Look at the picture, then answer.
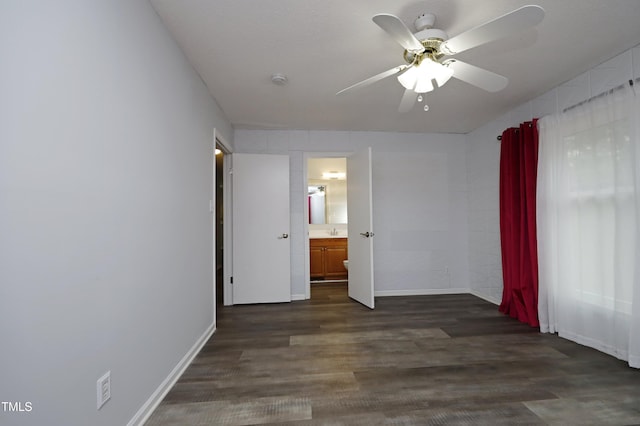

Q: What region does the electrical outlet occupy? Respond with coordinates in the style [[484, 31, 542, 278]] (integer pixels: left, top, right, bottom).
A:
[[96, 371, 111, 410]]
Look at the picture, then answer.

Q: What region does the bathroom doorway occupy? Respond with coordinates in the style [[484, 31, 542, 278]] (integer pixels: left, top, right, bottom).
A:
[[306, 156, 349, 299]]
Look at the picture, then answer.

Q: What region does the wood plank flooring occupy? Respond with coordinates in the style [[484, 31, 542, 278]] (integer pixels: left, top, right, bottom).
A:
[[146, 283, 640, 425]]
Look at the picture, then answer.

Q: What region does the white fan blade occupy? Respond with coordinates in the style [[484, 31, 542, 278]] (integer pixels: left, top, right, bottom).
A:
[[373, 14, 424, 53], [441, 5, 544, 55], [398, 88, 417, 113], [447, 60, 508, 92], [336, 65, 408, 95]]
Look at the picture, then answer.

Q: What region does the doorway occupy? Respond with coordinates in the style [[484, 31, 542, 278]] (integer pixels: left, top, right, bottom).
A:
[[306, 156, 348, 299], [213, 129, 233, 308], [215, 143, 224, 305]]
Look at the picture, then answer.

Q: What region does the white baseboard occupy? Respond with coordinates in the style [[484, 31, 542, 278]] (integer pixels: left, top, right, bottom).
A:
[[375, 288, 470, 297], [470, 290, 501, 305], [291, 293, 307, 301], [127, 322, 216, 426]]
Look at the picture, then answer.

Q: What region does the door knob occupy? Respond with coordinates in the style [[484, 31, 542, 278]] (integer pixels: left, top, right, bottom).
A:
[[359, 231, 374, 238], [279, 233, 289, 239]]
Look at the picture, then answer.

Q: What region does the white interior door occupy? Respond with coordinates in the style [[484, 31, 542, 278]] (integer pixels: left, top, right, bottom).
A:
[[232, 153, 290, 304], [347, 147, 375, 309]]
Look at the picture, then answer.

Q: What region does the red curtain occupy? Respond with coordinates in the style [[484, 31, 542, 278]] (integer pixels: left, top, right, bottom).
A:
[[498, 120, 539, 327]]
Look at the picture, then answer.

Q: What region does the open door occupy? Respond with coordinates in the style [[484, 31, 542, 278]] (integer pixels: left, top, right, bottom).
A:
[[232, 153, 291, 304], [347, 147, 375, 309]]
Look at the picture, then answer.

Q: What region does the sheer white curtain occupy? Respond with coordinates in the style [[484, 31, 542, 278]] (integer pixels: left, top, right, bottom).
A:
[[537, 84, 640, 368]]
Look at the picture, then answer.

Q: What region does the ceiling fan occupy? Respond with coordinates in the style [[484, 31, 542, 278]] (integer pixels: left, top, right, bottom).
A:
[[337, 5, 545, 112]]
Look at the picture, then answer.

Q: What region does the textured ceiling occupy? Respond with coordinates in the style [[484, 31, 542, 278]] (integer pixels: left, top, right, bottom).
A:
[[150, 0, 640, 134]]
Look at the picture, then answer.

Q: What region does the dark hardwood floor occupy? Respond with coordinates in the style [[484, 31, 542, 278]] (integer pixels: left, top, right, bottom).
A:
[[146, 283, 640, 425]]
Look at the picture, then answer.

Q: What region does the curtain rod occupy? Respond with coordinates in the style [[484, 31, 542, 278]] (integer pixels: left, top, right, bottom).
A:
[[497, 77, 640, 141], [562, 77, 639, 113]]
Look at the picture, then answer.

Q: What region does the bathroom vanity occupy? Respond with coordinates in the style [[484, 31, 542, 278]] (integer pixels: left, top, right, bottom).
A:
[[310, 237, 348, 280]]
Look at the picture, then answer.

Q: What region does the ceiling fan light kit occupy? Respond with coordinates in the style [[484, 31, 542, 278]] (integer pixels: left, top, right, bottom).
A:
[[397, 56, 454, 93], [337, 5, 545, 112]]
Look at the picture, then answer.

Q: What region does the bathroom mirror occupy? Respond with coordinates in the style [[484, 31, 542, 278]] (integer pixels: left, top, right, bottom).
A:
[[307, 157, 348, 225], [308, 185, 326, 224], [308, 180, 347, 224]]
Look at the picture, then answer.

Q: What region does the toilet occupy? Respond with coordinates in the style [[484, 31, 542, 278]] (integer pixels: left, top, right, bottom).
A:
[[343, 260, 348, 270]]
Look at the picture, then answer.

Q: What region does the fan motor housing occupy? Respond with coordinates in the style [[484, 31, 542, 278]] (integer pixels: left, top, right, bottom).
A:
[[403, 29, 448, 65], [414, 13, 436, 31], [414, 28, 448, 43]]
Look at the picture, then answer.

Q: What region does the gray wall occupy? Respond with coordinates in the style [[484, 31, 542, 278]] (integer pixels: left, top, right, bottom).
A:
[[234, 130, 470, 299], [466, 45, 640, 304], [0, 1, 232, 425]]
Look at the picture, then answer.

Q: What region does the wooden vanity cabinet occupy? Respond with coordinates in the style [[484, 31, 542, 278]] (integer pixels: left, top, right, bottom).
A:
[[310, 238, 348, 280], [310, 245, 325, 278]]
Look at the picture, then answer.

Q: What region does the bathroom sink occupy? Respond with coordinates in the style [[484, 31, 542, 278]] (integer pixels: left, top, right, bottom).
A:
[[309, 230, 348, 239]]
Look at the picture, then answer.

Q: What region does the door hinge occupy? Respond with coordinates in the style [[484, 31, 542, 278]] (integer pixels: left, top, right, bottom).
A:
[[230, 276, 233, 284]]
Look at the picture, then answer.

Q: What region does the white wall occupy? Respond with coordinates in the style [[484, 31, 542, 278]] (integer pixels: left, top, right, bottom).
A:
[[0, 1, 232, 425], [466, 44, 640, 304], [234, 130, 469, 299]]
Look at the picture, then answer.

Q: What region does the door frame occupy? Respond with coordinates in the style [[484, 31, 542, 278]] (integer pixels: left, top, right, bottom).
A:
[[303, 151, 352, 300], [213, 128, 234, 306]]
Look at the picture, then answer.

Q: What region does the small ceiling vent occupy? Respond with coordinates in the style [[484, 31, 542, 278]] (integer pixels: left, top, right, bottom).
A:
[[271, 73, 288, 85]]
